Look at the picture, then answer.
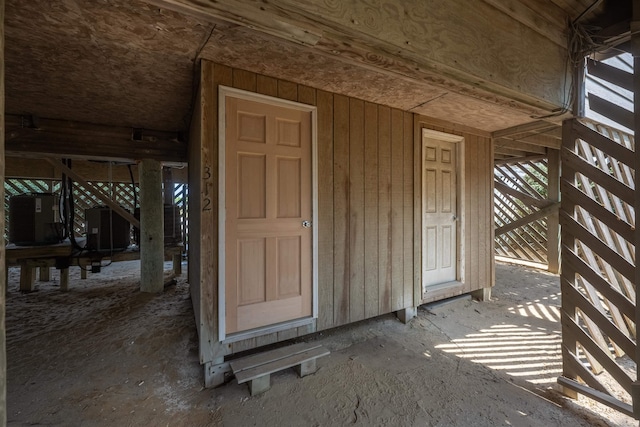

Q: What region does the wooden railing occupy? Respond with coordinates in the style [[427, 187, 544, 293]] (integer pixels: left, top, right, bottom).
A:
[[558, 118, 637, 417], [494, 154, 560, 270]]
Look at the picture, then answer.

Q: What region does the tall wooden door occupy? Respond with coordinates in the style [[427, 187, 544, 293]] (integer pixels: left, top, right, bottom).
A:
[[224, 95, 313, 335], [422, 137, 457, 289]]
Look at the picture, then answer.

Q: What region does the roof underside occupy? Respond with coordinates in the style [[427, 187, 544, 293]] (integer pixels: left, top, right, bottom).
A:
[[5, 0, 627, 151]]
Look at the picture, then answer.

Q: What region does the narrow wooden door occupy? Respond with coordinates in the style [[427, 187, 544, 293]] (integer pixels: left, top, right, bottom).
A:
[[422, 138, 457, 289], [225, 96, 313, 335]]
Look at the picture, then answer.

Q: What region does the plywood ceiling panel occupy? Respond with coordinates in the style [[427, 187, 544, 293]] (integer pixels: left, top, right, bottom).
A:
[[6, 0, 212, 131], [6, 0, 611, 135]]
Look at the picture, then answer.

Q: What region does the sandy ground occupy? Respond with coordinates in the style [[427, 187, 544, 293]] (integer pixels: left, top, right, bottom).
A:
[[5, 261, 637, 426]]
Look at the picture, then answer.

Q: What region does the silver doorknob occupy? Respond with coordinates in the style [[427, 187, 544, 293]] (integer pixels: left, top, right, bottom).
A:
[[452, 215, 457, 221], [302, 220, 312, 228]]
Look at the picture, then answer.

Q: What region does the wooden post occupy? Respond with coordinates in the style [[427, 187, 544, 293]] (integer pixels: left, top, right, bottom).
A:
[[38, 267, 50, 282], [632, 4, 640, 418], [559, 120, 578, 400], [139, 159, 164, 293], [19, 264, 34, 292], [59, 268, 69, 292], [163, 166, 174, 205], [0, 1, 7, 423], [547, 148, 561, 274]]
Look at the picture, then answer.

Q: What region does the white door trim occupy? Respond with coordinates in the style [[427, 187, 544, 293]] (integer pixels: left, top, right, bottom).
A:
[[421, 129, 465, 292], [218, 86, 318, 341]]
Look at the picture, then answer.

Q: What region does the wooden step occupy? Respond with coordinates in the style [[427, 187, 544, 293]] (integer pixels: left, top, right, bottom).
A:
[[230, 342, 329, 396]]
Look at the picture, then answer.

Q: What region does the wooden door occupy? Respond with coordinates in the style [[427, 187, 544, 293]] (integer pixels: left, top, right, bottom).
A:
[[422, 138, 457, 289], [225, 96, 313, 335]]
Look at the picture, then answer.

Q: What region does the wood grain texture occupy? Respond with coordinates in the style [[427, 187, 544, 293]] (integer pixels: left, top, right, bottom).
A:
[[402, 112, 414, 308], [378, 106, 392, 314], [415, 116, 493, 301], [0, 1, 6, 418], [467, 136, 480, 293], [316, 90, 334, 330], [278, 80, 298, 102], [257, 74, 279, 97], [478, 135, 488, 289], [199, 65, 494, 360], [7, 0, 213, 131], [349, 98, 365, 322], [233, 68, 257, 92], [390, 109, 404, 311], [363, 102, 379, 319], [333, 94, 350, 326]]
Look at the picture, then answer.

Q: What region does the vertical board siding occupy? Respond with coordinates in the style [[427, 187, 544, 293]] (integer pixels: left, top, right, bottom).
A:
[[333, 94, 350, 326], [317, 90, 334, 330], [390, 109, 405, 311], [364, 102, 379, 319], [378, 106, 392, 315], [349, 98, 366, 322], [403, 112, 414, 307], [198, 63, 494, 361]]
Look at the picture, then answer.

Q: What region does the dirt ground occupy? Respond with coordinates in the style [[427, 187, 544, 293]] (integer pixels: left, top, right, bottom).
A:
[[5, 260, 637, 426]]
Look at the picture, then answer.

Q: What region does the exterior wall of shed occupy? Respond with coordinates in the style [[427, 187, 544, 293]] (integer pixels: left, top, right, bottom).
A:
[[188, 60, 494, 366]]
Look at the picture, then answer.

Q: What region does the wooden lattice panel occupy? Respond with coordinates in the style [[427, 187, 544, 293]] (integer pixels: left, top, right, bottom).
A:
[[494, 158, 551, 264], [559, 118, 637, 417]]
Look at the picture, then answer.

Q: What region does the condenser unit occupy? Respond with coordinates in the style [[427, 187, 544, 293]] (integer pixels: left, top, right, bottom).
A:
[[133, 204, 182, 246], [9, 193, 62, 246], [85, 207, 131, 251]]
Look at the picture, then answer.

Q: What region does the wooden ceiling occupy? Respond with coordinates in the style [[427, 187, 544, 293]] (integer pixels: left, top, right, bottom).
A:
[[4, 0, 629, 161]]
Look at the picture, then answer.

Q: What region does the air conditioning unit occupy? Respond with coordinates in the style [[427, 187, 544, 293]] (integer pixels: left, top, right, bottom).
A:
[[133, 204, 182, 246], [9, 194, 62, 246], [85, 207, 131, 251]]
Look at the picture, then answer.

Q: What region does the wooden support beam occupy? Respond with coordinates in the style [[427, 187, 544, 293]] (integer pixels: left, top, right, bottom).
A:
[[632, 8, 640, 419], [147, 0, 566, 114], [547, 149, 560, 273], [480, 0, 567, 47], [44, 157, 140, 229], [494, 180, 547, 208], [494, 139, 547, 154], [494, 154, 546, 165], [588, 94, 634, 131], [495, 202, 560, 236], [492, 120, 559, 139], [0, 1, 7, 422], [139, 159, 164, 293], [163, 167, 174, 205], [587, 58, 633, 92], [494, 146, 529, 157], [5, 115, 186, 162]]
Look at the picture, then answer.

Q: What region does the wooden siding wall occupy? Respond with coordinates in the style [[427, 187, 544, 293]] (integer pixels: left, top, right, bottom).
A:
[[415, 116, 495, 302], [192, 60, 494, 363]]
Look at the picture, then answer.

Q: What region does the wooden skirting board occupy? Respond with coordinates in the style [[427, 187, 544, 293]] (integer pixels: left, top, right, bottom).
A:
[[230, 342, 329, 396]]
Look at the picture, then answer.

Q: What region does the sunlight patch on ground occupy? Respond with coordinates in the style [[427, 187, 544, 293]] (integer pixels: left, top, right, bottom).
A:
[[435, 295, 564, 387]]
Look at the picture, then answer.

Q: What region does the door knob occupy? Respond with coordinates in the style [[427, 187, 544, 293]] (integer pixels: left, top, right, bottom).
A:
[[452, 215, 457, 221], [302, 220, 312, 228]]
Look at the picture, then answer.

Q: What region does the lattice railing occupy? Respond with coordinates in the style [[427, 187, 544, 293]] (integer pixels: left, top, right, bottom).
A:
[[494, 158, 556, 265], [558, 118, 637, 417], [5, 179, 188, 247]]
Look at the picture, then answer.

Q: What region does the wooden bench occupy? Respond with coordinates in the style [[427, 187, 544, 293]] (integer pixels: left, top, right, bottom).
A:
[[230, 342, 330, 396]]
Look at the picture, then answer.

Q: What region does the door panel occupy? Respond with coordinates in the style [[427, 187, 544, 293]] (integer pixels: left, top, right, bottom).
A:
[[423, 138, 457, 289], [225, 96, 312, 335]]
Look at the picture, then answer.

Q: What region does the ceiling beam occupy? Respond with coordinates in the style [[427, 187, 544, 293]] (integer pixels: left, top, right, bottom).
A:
[[492, 120, 559, 139], [481, 0, 567, 47], [494, 139, 547, 154], [5, 115, 186, 162], [149, 0, 567, 115]]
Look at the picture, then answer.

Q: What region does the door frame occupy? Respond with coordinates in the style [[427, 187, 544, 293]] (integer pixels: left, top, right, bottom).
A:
[[218, 86, 319, 341], [421, 128, 465, 296]]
